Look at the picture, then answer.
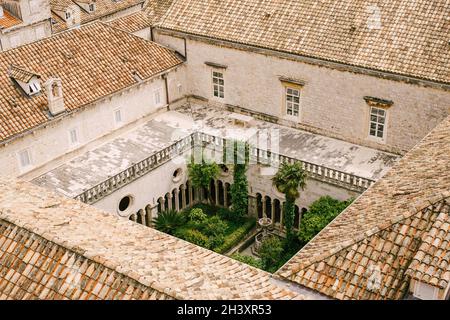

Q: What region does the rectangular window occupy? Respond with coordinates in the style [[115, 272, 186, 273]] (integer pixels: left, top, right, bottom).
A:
[[154, 88, 162, 106], [369, 107, 386, 139], [18, 149, 31, 168], [69, 128, 79, 146], [114, 109, 122, 124], [414, 282, 437, 300], [212, 71, 224, 98], [285, 86, 301, 117], [29, 82, 41, 95]]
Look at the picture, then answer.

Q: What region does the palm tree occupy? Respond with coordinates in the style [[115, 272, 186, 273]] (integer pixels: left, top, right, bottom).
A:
[[272, 161, 307, 241], [152, 210, 187, 235]]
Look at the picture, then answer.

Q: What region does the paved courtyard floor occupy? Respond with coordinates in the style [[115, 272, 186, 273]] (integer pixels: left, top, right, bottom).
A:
[[32, 104, 399, 198]]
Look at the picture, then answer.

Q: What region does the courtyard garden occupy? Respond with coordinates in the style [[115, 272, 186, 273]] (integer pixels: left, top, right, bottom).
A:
[[152, 141, 354, 273]]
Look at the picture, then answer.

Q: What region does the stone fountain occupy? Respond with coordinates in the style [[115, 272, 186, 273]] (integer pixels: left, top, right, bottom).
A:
[[252, 215, 273, 255]]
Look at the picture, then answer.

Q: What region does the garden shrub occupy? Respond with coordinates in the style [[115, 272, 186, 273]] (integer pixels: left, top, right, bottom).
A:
[[152, 210, 187, 235], [213, 219, 256, 254], [259, 236, 284, 272], [175, 228, 211, 249], [231, 253, 263, 269], [200, 216, 228, 237], [298, 196, 354, 244], [188, 208, 207, 222]]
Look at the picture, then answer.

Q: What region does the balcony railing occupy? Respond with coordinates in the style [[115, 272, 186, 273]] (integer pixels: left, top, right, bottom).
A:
[[75, 131, 375, 204]]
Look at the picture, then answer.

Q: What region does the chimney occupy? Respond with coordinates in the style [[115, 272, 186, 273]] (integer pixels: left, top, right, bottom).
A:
[[45, 78, 65, 116]]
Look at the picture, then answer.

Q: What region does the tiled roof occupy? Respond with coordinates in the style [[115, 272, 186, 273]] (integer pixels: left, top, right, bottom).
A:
[[0, 7, 22, 30], [50, 0, 144, 33], [0, 177, 303, 300], [0, 22, 183, 143], [276, 115, 450, 299], [8, 65, 40, 83], [143, 0, 173, 25], [407, 212, 450, 289], [107, 11, 151, 33], [158, 0, 450, 85], [0, 219, 172, 300]]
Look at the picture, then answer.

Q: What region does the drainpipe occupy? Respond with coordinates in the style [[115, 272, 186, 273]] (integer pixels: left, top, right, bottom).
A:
[[163, 73, 170, 110]]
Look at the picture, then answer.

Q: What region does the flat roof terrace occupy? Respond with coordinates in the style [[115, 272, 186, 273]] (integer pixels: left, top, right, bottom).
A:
[[32, 104, 399, 200]]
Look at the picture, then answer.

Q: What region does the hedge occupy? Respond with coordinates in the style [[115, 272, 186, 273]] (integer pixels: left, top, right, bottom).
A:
[[213, 219, 256, 254]]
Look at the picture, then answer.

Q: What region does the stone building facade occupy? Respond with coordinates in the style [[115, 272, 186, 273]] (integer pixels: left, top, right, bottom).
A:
[[0, 0, 52, 51]]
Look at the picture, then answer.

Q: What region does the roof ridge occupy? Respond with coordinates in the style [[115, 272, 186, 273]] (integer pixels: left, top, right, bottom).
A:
[[284, 196, 450, 278], [0, 214, 181, 299]]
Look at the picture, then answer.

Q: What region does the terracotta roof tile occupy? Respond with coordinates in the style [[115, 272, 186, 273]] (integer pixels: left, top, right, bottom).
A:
[[276, 115, 450, 299], [0, 22, 183, 143], [159, 0, 450, 85], [108, 11, 151, 33], [0, 8, 21, 30], [0, 177, 302, 300], [50, 0, 144, 33]]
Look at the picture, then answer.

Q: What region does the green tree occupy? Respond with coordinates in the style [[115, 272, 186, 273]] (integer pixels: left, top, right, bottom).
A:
[[188, 160, 220, 204], [225, 140, 249, 219], [272, 162, 307, 241], [259, 236, 284, 272], [152, 210, 187, 235], [298, 196, 354, 244]]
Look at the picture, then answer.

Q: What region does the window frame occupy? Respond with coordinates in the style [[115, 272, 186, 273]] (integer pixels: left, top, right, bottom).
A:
[[281, 82, 303, 121], [68, 127, 80, 147], [154, 87, 163, 107], [212, 70, 225, 99], [368, 105, 388, 142], [17, 148, 32, 170], [114, 108, 123, 126]]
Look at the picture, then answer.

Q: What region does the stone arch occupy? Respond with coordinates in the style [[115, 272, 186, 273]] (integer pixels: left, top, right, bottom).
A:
[[157, 197, 165, 213], [210, 179, 217, 205], [128, 213, 137, 222], [164, 193, 170, 211], [185, 181, 191, 207], [264, 196, 272, 219], [217, 180, 225, 206], [171, 188, 178, 211], [256, 193, 263, 219], [273, 199, 281, 223]]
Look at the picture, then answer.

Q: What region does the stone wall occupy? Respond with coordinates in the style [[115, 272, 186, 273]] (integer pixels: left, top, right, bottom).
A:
[[1, 66, 187, 178], [154, 30, 450, 154]]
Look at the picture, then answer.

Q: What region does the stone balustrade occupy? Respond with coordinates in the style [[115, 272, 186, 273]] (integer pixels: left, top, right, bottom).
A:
[[75, 131, 374, 204]]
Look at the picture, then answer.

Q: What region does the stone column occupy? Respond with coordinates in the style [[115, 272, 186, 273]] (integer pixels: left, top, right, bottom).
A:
[[262, 196, 267, 218], [138, 209, 146, 226], [174, 189, 180, 212], [158, 198, 165, 212], [188, 185, 194, 206], [271, 200, 275, 221], [167, 194, 173, 210], [181, 185, 187, 209], [145, 206, 153, 226], [280, 202, 284, 230], [247, 195, 257, 217]]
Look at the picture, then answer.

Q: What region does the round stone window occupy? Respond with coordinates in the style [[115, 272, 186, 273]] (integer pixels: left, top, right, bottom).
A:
[[172, 168, 183, 182], [219, 164, 230, 177], [118, 195, 133, 214]]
